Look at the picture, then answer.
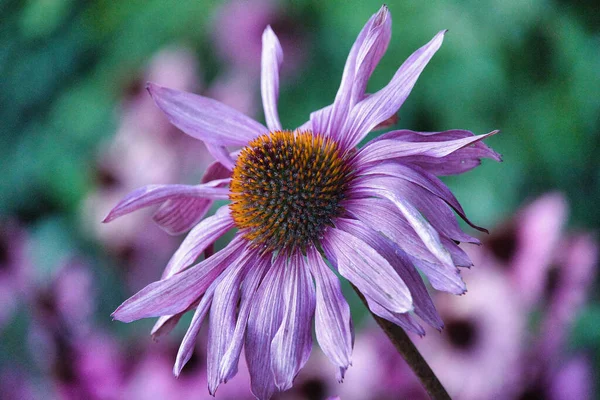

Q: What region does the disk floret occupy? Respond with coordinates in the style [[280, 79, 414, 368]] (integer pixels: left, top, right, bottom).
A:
[[230, 130, 353, 252]]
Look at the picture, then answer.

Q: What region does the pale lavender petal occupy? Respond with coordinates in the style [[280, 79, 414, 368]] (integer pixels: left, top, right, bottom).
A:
[[111, 238, 246, 322], [389, 129, 502, 175], [341, 30, 446, 148], [271, 252, 316, 391], [410, 256, 466, 294], [344, 197, 441, 264], [219, 254, 270, 384], [207, 250, 254, 394], [245, 256, 286, 400], [362, 162, 486, 233], [352, 177, 455, 269], [322, 228, 413, 313], [151, 315, 180, 338], [356, 129, 499, 165], [103, 181, 230, 223], [205, 143, 236, 171], [152, 197, 213, 236], [335, 217, 442, 330], [307, 246, 353, 377], [364, 295, 425, 336], [443, 238, 474, 268], [147, 82, 266, 146], [162, 206, 234, 279], [314, 6, 391, 141], [261, 26, 283, 131], [174, 287, 215, 376], [152, 163, 233, 235]]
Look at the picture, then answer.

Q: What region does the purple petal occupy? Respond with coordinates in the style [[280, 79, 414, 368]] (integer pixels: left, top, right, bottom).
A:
[[111, 238, 246, 323], [362, 162, 486, 234], [364, 296, 425, 335], [161, 206, 234, 279], [261, 26, 283, 131], [353, 177, 454, 269], [383, 129, 501, 175], [335, 218, 442, 330], [271, 252, 316, 391], [340, 30, 446, 149], [174, 288, 215, 376], [322, 228, 413, 313], [312, 6, 391, 141], [357, 129, 499, 165], [147, 82, 266, 146], [307, 246, 353, 375], [245, 256, 286, 400], [218, 254, 270, 384], [103, 181, 230, 223], [152, 197, 213, 236], [151, 312, 185, 340], [205, 143, 236, 171], [411, 256, 466, 294], [207, 251, 255, 394]]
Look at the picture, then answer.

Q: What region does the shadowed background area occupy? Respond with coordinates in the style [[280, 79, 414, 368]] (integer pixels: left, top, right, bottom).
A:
[[0, 0, 598, 399]]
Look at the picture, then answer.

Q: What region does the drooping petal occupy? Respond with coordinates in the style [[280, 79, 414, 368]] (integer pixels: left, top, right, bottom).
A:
[[207, 250, 255, 394], [322, 228, 412, 313], [173, 290, 214, 376], [111, 238, 246, 323], [147, 82, 266, 146], [410, 256, 466, 294], [152, 162, 233, 235], [271, 252, 316, 391], [103, 181, 230, 223], [307, 246, 353, 376], [219, 254, 270, 384], [245, 256, 286, 400], [362, 162, 486, 233], [335, 218, 443, 330], [261, 26, 284, 131], [363, 296, 425, 336], [356, 129, 499, 165], [354, 176, 454, 266], [340, 30, 446, 149], [151, 313, 184, 340], [162, 206, 234, 279]]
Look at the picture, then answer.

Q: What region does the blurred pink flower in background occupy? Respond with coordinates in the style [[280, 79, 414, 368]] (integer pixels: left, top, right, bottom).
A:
[[212, 0, 307, 77], [0, 219, 30, 329]]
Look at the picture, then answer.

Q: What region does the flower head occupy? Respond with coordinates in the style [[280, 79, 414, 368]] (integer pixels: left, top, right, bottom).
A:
[[105, 5, 499, 399]]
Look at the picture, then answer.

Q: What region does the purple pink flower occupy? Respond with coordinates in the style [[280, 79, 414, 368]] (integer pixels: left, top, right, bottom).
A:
[[105, 6, 499, 399]]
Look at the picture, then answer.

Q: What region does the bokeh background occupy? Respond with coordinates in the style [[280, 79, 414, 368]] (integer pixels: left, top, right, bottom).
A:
[[1, 0, 599, 399]]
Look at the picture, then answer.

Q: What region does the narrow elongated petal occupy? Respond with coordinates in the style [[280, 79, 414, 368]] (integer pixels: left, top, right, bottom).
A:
[[103, 181, 230, 223], [207, 251, 254, 394], [151, 313, 184, 339], [377, 129, 501, 175], [307, 246, 353, 375], [336, 218, 443, 330], [174, 290, 214, 376], [322, 228, 412, 313], [271, 252, 316, 390], [261, 26, 283, 131], [162, 206, 234, 279], [353, 176, 454, 269], [205, 143, 236, 171], [147, 82, 266, 146], [363, 162, 486, 233], [363, 295, 425, 335], [112, 238, 245, 322], [410, 256, 466, 294], [341, 30, 446, 148], [219, 255, 270, 383], [312, 6, 391, 141], [357, 129, 499, 165], [245, 257, 286, 400]]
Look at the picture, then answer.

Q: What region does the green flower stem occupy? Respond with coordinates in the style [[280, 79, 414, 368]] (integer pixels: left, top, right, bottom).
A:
[[353, 286, 451, 400]]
